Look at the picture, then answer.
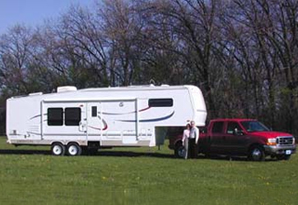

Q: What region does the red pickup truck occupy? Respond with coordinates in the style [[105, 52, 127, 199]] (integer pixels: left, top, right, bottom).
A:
[[169, 119, 296, 161]]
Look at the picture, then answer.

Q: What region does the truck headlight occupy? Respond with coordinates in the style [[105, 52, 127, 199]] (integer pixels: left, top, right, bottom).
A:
[[267, 138, 277, 146]]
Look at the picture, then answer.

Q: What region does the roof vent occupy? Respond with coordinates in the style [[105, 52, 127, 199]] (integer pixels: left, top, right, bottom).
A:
[[29, 92, 43, 96], [57, 86, 77, 93]]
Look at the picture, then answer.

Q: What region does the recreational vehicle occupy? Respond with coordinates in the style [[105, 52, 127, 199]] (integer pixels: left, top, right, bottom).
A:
[[6, 85, 207, 156]]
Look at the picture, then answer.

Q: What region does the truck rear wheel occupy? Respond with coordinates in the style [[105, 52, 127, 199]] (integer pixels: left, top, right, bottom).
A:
[[67, 143, 82, 156], [174, 143, 185, 158], [248, 145, 265, 161], [51, 143, 66, 156]]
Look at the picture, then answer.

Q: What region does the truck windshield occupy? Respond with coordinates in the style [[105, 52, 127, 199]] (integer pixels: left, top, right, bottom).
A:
[[241, 121, 270, 132]]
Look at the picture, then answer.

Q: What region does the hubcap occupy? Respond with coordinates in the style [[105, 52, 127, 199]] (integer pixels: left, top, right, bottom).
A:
[[53, 145, 62, 155], [252, 148, 261, 160], [178, 147, 185, 158], [68, 145, 78, 156]]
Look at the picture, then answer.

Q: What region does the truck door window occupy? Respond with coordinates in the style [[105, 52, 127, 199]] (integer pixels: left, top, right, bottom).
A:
[[241, 121, 269, 132], [212, 122, 224, 133], [227, 122, 242, 134], [65, 108, 81, 126], [48, 108, 63, 126]]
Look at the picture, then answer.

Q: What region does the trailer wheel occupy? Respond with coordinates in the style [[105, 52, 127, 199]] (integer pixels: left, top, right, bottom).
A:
[[67, 143, 82, 156], [51, 143, 66, 156]]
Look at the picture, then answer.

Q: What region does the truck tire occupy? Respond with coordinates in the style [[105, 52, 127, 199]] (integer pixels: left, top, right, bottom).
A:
[[51, 143, 66, 156], [174, 143, 185, 158], [248, 145, 265, 161], [67, 143, 82, 156]]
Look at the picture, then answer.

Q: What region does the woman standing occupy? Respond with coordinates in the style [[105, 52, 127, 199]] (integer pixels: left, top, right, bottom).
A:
[[182, 124, 191, 159]]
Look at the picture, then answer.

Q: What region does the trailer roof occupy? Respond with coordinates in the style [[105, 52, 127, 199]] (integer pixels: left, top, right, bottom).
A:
[[8, 85, 200, 100], [79, 84, 195, 92]]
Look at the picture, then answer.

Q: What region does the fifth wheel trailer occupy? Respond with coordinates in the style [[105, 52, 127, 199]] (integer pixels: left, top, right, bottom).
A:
[[6, 85, 207, 156]]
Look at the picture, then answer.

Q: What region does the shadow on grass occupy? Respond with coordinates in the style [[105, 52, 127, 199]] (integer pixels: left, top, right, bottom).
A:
[[89, 150, 176, 159], [0, 149, 51, 155], [0, 149, 283, 161], [201, 154, 281, 162], [0, 148, 175, 158]]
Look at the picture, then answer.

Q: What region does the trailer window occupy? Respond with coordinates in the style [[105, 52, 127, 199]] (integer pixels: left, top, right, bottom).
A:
[[48, 108, 63, 126], [148, 98, 173, 107], [92, 106, 97, 117], [65, 108, 81, 126]]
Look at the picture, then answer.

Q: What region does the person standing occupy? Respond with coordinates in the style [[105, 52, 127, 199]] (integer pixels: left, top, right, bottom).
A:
[[182, 124, 191, 159], [189, 120, 199, 158]]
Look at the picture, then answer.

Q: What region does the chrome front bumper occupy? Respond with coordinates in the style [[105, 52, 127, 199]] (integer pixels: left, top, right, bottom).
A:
[[264, 144, 296, 155]]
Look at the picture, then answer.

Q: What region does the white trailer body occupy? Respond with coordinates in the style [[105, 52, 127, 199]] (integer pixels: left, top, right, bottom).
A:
[[6, 85, 207, 155]]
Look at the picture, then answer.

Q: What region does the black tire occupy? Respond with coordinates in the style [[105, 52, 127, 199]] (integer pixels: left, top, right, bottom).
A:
[[248, 145, 265, 161], [174, 143, 185, 158], [67, 143, 82, 156], [51, 143, 66, 156]]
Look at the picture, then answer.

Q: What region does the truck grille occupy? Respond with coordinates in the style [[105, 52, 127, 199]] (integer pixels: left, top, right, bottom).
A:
[[277, 137, 293, 145]]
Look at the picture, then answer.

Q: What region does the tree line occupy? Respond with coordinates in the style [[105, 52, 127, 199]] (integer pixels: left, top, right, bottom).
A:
[[0, 0, 297, 136]]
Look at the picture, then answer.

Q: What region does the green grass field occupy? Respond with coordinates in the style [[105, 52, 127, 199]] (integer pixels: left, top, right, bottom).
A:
[[0, 137, 297, 205]]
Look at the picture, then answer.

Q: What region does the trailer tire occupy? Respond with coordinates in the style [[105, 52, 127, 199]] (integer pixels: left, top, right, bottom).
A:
[[51, 143, 66, 156], [67, 143, 82, 156]]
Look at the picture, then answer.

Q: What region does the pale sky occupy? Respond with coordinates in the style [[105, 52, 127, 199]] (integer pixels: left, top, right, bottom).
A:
[[0, 0, 94, 34]]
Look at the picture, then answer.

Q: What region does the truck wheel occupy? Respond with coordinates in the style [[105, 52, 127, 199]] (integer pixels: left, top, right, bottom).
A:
[[174, 143, 185, 158], [67, 143, 82, 156], [51, 143, 66, 156], [248, 145, 265, 161]]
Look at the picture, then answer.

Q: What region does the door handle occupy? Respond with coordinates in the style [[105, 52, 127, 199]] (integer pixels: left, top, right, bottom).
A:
[[79, 121, 86, 132]]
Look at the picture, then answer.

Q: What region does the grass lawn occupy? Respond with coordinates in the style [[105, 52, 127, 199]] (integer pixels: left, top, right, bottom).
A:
[[0, 136, 297, 205]]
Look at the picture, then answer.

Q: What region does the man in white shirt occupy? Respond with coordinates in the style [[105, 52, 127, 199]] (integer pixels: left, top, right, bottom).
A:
[[189, 120, 199, 158]]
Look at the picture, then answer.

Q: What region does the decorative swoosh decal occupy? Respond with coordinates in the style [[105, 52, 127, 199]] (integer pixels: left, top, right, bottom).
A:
[[117, 111, 175, 123], [100, 106, 151, 115], [88, 118, 108, 131], [29, 114, 42, 120], [30, 113, 48, 120]]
